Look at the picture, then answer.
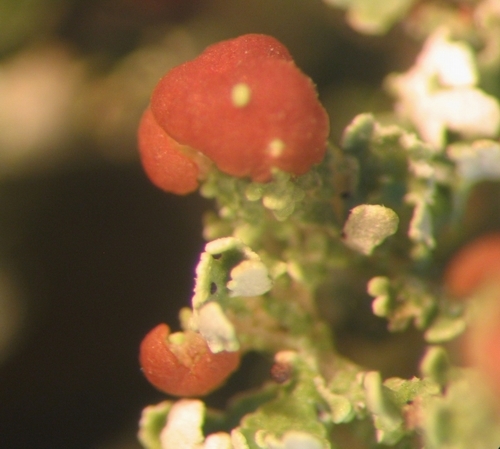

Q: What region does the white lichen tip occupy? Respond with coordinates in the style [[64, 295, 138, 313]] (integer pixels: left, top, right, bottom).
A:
[[388, 29, 500, 148], [343, 205, 399, 255], [204, 433, 233, 449], [227, 259, 272, 297], [420, 29, 477, 87], [197, 301, 239, 353], [159, 399, 233, 449], [231, 83, 251, 107], [205, 237, 242, 255], [160, 399, 205, 449], [430, 88, 500, 139]]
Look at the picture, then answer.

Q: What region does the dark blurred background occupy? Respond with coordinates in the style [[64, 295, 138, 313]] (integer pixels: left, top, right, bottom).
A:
[[0, 1, 421, 447]]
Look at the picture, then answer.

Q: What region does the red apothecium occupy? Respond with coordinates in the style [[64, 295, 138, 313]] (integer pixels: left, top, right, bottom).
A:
[[139, 324, 240, 397], [138, 34, 329, 193], [444, 233, 500, 298]]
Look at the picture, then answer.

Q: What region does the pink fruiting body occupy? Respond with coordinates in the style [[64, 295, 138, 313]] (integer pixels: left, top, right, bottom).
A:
[[138, 107, 201, 195], [444, 233, 500, 298], [443, 233, 500, 398], [138, 34, 329, 192], [139, 323, 241, 397]]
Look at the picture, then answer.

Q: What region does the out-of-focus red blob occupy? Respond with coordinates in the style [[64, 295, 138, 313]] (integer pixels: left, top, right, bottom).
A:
[[445, 233, 500, 398], [139, 323, 240, 397], [137, 108, 200, 195], [462, 302, 500, 398], [444, 233, 500, 298], [149, 34, 329, 183]]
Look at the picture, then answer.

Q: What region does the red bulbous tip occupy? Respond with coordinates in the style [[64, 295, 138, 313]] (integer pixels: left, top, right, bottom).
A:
[[145, 33, 329, 184], [444, 233, 500, 298], [138, 107, 211, 195], [139, 323, 241, 397]]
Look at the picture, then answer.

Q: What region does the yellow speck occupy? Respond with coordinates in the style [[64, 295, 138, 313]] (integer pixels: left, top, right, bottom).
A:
[[267, 139, 285, 158], [231, 83, 251, 107], [168, 332, 186, 345]]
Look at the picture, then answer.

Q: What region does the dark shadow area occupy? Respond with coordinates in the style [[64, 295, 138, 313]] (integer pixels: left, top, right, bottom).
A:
[[0, 163, 208, 449]]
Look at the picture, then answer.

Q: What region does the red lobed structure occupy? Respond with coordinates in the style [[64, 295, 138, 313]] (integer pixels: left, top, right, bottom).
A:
[[138, 34, 330, 194]]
